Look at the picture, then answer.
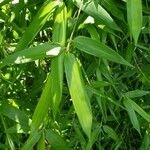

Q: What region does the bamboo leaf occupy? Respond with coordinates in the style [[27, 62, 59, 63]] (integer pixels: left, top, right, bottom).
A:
[[46, 130, 70, 150], [15, 0, 59, 51], [0, 43, 61, 68], [101, 0, 124, 21], [51, 2, 67, 117], [31, 52, 64, 133], [125, 97, 150, 123], [124, 90, 150, 98], [52, 3, 67, 46], [86, 24, 100, 41], [30, 73, 53, 133], [103, 125, 120, 142], [50, 54, 64, 117], [73, 0, 120, 31], [0, 101, 30, 132], [123, 98, 141, 134], [127, 0, 142, 44], [21, 131, 41, 150], [65, 53, 92, 139], [73, 36, 132, 67], [37, 132, 45, 150]]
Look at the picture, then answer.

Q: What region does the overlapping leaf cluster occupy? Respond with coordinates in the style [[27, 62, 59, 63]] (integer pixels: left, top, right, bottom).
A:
[[0, 0, 150, 149]]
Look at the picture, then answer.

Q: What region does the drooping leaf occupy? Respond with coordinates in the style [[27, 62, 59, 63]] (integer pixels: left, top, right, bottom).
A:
[[49, 54, 64, 117], [103, 125, 120, 142], [30, 73, 53, 134], [73, 36, 132, 67], [125, 97, 150, 123], [65, 53, 92, 139], [15, 0, 59, 51], [37, 132, 45, 150], [123, 98, 141, 134], [73, 0, 120, 31], [51, 2, 67, 117], [31, 52, 64, 133], [46, 130, 70, 150], [0, 43, 61, 68], [0, 100, 30, 132], [21, 131, 41, 150], [52, 3, 67, 46], [127, 0, 143, 44], [101, 0, 124, 21], [124, 90, 150, 98]]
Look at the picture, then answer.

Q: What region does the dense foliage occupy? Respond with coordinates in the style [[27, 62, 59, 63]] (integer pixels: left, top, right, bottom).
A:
[[0, 0, 150, 149]]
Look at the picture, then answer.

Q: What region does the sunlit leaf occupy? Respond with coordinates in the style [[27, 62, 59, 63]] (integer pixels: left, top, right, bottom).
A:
[[65, 53, 92, 139], [0, 43, 61, 68], [127, 0, 142, 44], [15, 0, 59, 51], [73, 36, 132, 67]]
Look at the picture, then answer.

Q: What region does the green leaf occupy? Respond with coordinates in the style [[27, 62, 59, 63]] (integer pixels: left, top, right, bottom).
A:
[[37, 132, 45, 150], [125, 97, 150, 123], [73, 36, 132, 67], [30, 72, 53, 133], [127, 0, 143, 44], [101, 0, 124, 21], [0, 43, 61, 68], [46, 130, 70, 150], [31, 52, 64, 134], [50, 54, 64, 118], [21, 131, 41, 150], [65, 53, 92, 139], [0, 101, 30, 132], [73, 0, 120, 31], [124, 90, 150, 98], [103, 125, 119, 142], [140, 128, 150, 150], [15, 0, 59, 51], [51, 2, 67, 117], [123, 98, 141, 134], [86, 24, 100, 41], [52, 2, 67, 46]]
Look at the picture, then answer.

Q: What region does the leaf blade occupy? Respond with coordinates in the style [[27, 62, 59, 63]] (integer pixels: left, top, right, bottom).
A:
[[73, 0, 120, 31], [15, 0, 59, 51], [73, 36, 132, 67], [65, 53, 92, 139], [127, 0, 143, 44], [0, 43, 61, 68]]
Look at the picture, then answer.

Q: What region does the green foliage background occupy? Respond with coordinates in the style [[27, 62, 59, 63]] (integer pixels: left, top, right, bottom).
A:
[[0, 0, 150, 149]]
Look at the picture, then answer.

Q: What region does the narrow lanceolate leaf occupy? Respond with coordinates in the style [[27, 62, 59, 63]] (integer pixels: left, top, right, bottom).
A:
[[125, 97, 150, 122], [123, 98, 141, 134], [65, 53, 92, 139], [0, 101, 30, 132], [31, 73, 52, 133], [21, 131, 41, 150], [50, 3, 67, 117], [103, 125, 120, 142], [73, 36, 132, 67], [0, 43, 61, 68], [31, 52, 64, 134], [124, 90, 150, 98], [127, 0, 142, 44], [46, 130, 70, 150], [101, 0, 124, 21], [15, 0, 59, 51], [73, 0, 120, 31], [52, 3, 67, 46], [37, 132, 45, 150], [49, 54, 64, 117]]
